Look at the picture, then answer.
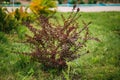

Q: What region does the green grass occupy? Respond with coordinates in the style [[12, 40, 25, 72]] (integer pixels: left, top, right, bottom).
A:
[[0, 12, 120, 80]]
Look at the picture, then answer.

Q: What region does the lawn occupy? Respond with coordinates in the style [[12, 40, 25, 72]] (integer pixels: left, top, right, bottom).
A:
[[0, 12, 120, 80]]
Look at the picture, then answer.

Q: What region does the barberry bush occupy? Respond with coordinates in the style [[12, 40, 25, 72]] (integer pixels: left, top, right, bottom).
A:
[[23, 5, 99, 69]]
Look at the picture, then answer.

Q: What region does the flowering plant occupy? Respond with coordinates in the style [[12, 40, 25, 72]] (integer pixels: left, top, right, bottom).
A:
[[30, 0, 57, 15]]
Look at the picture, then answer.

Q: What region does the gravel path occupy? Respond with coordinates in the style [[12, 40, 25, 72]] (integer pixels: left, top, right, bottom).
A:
[[6, 6, 120, 12], [57, 6, 120, 12]]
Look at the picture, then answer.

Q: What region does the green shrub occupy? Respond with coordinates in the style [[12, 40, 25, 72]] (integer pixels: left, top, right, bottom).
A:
[[0, 7, 17, 33], [0, 32, 8, 43], [58, 0, 63, 4], [14, 2, 21, 4], [23, 5, 99, 69], [0, 6, 31, 34], [13, 6, 30, 22]]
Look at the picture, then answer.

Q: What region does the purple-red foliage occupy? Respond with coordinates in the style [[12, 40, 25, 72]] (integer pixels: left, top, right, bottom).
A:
[[23, 6, 99, 69]]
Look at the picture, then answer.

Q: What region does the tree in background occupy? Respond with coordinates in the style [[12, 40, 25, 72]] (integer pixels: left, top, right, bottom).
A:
[[58, 0, 63, 4]]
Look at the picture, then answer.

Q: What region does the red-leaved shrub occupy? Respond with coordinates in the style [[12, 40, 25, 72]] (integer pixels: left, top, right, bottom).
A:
[[23, 6, 99, 69]]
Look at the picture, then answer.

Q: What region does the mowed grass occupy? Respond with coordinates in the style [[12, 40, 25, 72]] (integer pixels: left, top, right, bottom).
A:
[[0, 12, 120, 80]]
